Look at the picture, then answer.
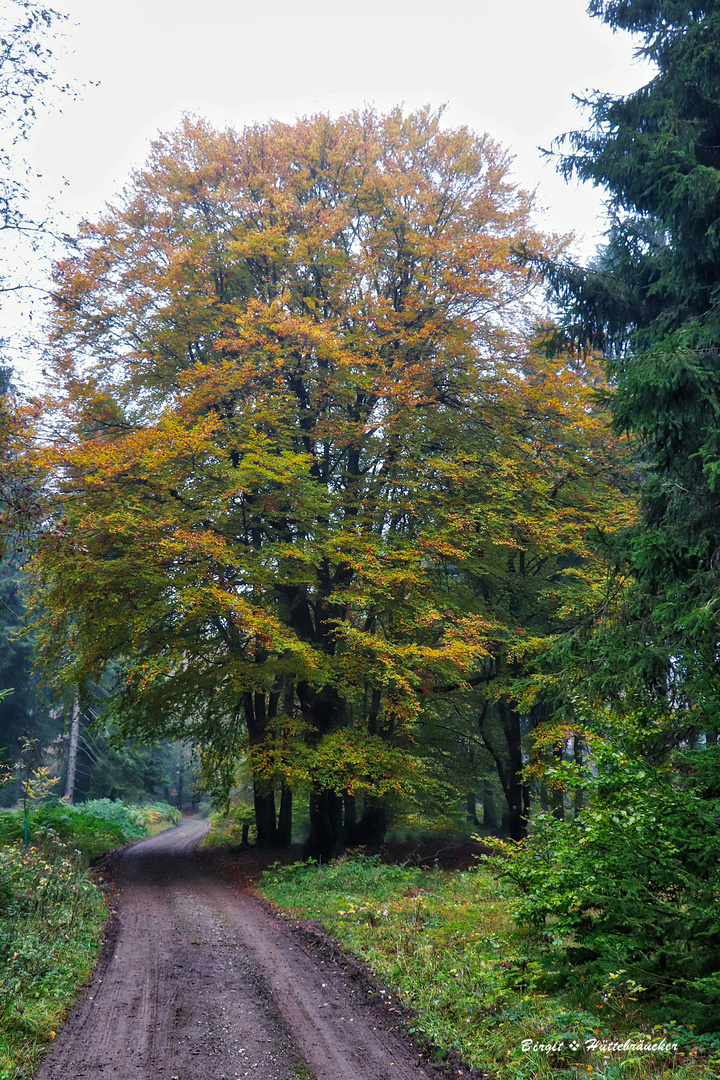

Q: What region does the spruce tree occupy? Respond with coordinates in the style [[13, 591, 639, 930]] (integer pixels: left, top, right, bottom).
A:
[[548, 0, 720, 717], [509, 9, 720, 1019]]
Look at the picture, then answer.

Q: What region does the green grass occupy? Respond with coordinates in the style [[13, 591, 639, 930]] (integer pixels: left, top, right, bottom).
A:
[[0, 799, 181, 1079], [258, 856, 720, 1080]]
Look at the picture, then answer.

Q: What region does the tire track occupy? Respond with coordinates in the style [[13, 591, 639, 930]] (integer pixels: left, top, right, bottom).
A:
[[34, 821, 446, 1080]]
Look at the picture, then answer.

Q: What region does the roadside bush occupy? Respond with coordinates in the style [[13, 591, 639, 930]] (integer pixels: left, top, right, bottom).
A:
[[204, 803, 256, 848], [495, 737, 720, 1032], [0, 838, 107, 1077], [79, 798, 182, 836], [0, 798, 181, 1073]]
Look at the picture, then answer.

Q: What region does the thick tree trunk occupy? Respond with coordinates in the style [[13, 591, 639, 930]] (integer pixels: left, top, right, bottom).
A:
[[253, 785, 277, 848], [297, 681, 346, 860], [343, 791, 357, 835], [329, 789, 343, 842], [302, 788, 342, 862], [244, 689, 280, 847], [277, 783, 292, 847], [466, 790, 479, 826], [499, 696, 528, 841]]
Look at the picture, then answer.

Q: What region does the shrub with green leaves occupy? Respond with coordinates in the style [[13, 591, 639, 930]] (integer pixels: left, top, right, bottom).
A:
[[204, 802, 256, 847], [496, 735, 720, 1031], [78, 798, 182, 837], [0, 798, 181, 1073]]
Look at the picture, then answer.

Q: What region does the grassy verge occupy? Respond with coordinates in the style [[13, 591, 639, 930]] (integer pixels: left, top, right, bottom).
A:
[[0, 838, 107, 1080], [0, 799, 181, 1079], [258, 856, 719, 1080]]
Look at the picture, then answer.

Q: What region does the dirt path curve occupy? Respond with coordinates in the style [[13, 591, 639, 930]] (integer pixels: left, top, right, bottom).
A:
[[35, 821, 445, 1080]]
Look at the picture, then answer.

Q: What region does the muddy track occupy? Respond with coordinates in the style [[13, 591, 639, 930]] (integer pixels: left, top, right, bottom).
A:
[[34, 822, 449, 1080]]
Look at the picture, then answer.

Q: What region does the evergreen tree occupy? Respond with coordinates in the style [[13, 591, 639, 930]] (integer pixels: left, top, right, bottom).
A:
[[499, 9, 720, 1020], [545, 0, 720, 719]]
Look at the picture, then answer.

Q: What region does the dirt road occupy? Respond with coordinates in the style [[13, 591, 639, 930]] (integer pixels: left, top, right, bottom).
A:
[[34, 822, 446, 1080]]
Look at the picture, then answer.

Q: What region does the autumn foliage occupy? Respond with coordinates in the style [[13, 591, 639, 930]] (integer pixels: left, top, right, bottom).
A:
[[28, 108, 632, 855]]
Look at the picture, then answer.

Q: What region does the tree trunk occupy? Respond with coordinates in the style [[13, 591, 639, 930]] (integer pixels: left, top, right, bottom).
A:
[[297, 681, 346, 859], [244, 689, 279, 846], [343, 791, 357, 835], [522, 778, 531, 827], [64, 695, 80, 804], [466, 790, 479, 826], [573, 735, 585, 817], [253, 784, 277, 848], [302, 787, 342, 862], [551, 740, 565, 821], [499, 696, 528, 841], [277, 782, 292, 847], [329, 789, 343, 843], [482, 780, 498, 830], [346, 795, 387, 845]]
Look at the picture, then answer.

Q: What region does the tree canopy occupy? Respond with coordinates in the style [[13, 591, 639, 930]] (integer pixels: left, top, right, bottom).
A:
[[0, 0, 74, 301], [27, 107, 630, 855]]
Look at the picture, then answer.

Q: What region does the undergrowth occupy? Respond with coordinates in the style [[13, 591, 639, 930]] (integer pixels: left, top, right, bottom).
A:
[[0, 799, 181, 1078], [0, 799, 182, 861], [259, 855, 720, 1080], [0, 835, 107, 1080], [202, 803, 256, 849]]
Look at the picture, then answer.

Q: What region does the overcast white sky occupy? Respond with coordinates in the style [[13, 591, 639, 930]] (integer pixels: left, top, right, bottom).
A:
[[7, 0, 655, 379]]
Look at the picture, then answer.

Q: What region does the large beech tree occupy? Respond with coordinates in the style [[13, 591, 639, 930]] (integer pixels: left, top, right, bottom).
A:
[[31, 109, 576, 856]]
